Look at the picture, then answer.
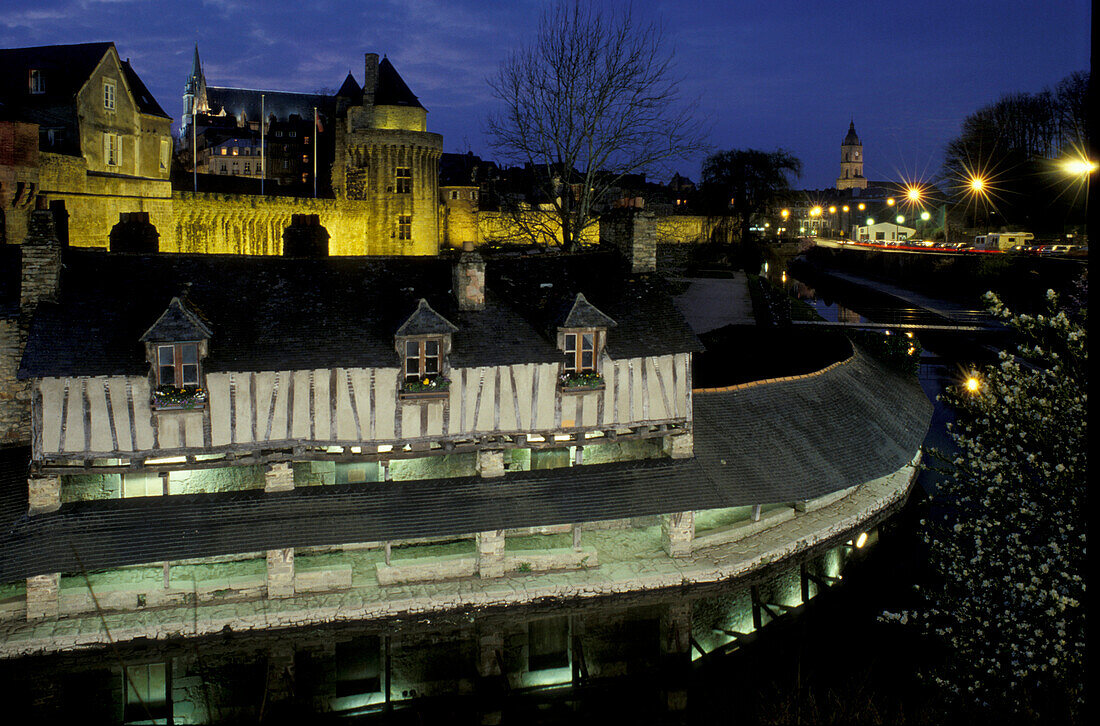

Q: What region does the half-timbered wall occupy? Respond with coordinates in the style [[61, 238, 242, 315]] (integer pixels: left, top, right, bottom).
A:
[[33, 353, 691, 462]]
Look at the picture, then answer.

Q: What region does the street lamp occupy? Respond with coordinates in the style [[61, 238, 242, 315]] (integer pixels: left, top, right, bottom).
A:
[[1061, 155, 1096, 242], [895, 214, 905, 242]]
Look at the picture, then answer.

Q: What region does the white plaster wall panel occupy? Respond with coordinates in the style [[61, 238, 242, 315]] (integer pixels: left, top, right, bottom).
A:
[[400, 403, 420, 438], [427, 401, 444, 436], [673, 354, 687, 418], [63, 379, 85, 453], [312, 369, 330, 441], [581, 390, 598, 428], [614, 360, 630, 427], [184, 410, 204, 446], [233, 373, 253, 444], [512, 364, 534, 431], [602, 361, 615, 427], [631, 360, 644, 422], [474, 367, 496, 432], [107, 378, 134, 452], [373, 370, 397, 439], [156, 411, 180, 450], [560, 393, 576, 428], [267, 371, 289, 442], [252, 372, 276, 442], [348, 369, 373, 440], [130, 377, 156, 450], [334, 370, 358, 441], [206, 373, 231, 446], [447, 373, 462, 434], [86, 377, 113, 452], [290, 371, 311, 439], [535, 363, 557, 430], [498, 368, 518, 432], [39, 379, 64, 453]]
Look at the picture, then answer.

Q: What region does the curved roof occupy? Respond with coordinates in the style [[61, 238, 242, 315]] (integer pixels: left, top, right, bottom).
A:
[[0, 349, 931, 580]]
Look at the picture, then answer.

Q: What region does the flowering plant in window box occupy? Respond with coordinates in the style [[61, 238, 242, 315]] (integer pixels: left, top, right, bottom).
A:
[[559, 371, 605, 391], [399, 375, 451, 400], [152, 385, 207, 410]]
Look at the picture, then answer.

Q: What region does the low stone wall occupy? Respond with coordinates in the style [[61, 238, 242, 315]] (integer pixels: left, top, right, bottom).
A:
[[376, 553, 478, 586], [504, 546, 598, 575], [58, 576, 266, 616], [295, 564, 353, 594]]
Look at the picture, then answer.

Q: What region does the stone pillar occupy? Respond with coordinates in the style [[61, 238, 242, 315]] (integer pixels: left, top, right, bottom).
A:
[[26, 573, 60, 620], [476, 449, 504, 479], [662, 511, 694, 558], [477, 530, 505, 578], [266, 548, 295, 598], [27, 475, 61, 515], [662, 431, 694, 459], [264, 462, 294, 492], [572, 523, 583, 551]]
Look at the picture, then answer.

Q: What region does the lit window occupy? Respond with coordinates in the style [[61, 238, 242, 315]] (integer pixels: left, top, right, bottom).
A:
[[404, 338, 441, 382], [302, 154, 309, 163], [157, 343, 201, 387], [220, 147, 227, 155], [397, 214, 412, 240], [103, 132, 121, 166], [28, 69, 44, 94], [244, 162, 250, 175], [563, 332, 598, 372], [232, 146, 239, 156], [122, 472, 163, 499], [104, 80, 116, 110], [395, 167, 412, 194]]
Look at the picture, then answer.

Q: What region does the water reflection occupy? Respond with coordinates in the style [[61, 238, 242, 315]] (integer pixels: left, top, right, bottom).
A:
[[1, 539, 876, 723]]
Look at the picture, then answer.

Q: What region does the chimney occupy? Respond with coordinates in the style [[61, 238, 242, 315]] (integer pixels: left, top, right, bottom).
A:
[[453, 241, 486, 311], [363, 53, 379, 107], [600, 208, 656, 274], [20, 209, 62, 312]]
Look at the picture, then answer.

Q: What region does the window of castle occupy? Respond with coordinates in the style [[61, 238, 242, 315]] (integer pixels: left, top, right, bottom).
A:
[[395, 167, 412, 194], [397, 214, 412, 240], [103, 80, 116, 111]]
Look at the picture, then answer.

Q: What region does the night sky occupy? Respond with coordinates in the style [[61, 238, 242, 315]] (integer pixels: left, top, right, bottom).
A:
[[1, 0, 1090, 189]]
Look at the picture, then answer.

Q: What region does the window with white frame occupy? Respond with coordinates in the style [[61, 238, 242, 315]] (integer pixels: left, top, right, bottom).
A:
[[104, 133, 121, 166], [563, 331, 599, 373], [103, 80, 116, 110], [403, 338, 441, 382], [28, 69, 45, 94]]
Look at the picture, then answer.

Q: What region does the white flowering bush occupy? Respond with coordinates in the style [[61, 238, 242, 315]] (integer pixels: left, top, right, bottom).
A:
[[893, 289, 1086, 718]]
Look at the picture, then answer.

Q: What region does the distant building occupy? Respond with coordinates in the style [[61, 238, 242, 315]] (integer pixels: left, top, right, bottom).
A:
[[836, 121, 867, 191]]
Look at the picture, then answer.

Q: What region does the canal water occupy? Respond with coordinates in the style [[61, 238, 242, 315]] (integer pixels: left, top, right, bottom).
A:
[[0, 267, 1003, 724]]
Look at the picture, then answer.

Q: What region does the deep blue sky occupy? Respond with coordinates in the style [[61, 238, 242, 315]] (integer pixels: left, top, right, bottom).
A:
[[2, 0, 1090, 188]]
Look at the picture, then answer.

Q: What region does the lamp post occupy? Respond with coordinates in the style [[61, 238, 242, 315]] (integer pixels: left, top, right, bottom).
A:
[[1061, 156, 1097, 243]]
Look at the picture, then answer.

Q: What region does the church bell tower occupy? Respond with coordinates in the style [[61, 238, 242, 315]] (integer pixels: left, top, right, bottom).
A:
[[836, 121, 867, 190]]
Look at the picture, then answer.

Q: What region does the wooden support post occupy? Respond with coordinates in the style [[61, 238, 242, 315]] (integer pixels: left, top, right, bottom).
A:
[[752, 504, 762, 522]]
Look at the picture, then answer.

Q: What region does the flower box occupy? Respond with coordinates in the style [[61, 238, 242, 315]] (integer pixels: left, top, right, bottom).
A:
[[399, 376, 451, 401], [559, 371, 605, 393], [152, 385, 207, 410]]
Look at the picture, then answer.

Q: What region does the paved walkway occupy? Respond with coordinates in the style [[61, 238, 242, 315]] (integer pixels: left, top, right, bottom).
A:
[[0, 457, 919, 658], [672, 274, 755, 333]]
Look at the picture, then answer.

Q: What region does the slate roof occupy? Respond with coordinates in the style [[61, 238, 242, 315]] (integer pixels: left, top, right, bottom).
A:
[[0, 43, 169, 121], [562, 293, 616, 329], [0, 349, 932, 580], [205, 87, 335, 125], [140, 297, 212, 343], [375, 57, 422, 108], [396, 299, 459, 337], [336, 72, 363, 103], [843, 121, 861, 145], [19, 249, 697, 378]]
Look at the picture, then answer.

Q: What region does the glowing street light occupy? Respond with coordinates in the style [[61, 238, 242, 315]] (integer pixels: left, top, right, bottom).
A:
[[1062, 157, 1098, 176], [964, 374, 981, 393], [781, 208, 790, 219], [857, 203, 866, 211], [809, 206, 822, 216], [886, 197, 896, 207]]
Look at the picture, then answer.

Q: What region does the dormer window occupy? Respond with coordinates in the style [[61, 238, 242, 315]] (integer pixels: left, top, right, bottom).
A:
[[395, 299, 458, 398], [558, 293, 615, 391], [29, 69, 45, 94], [141, 296, 212, 410]]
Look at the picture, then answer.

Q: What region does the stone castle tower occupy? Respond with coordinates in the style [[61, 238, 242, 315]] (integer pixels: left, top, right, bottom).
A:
[[181, 45, 209, 144], [333, 53, 443, 256], [836, 121, 867, 190]]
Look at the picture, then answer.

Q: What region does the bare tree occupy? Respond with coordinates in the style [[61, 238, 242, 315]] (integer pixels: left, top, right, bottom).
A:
[[486, 1, 705, 251]]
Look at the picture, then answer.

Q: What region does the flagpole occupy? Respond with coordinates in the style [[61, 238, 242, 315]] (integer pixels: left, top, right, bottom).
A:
[[260, 94, 265, 196], [313, 106, 318, 199]]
